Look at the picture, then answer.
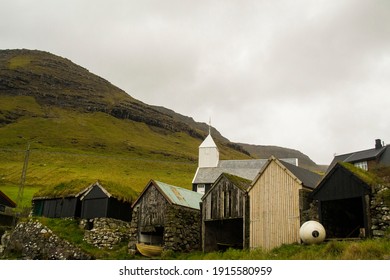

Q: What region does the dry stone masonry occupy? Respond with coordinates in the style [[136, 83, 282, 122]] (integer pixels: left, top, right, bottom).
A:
[[81, 218, 131, 249], [1, 219, 92, 260], [128, 204, 201, 255], [370, 185, 390, 238]]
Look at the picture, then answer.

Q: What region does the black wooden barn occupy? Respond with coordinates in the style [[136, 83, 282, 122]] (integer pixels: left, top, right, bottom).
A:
[[201, 173, 251, 252], [80, 182, 132, 221], [32, 195, 85, 218], [32, 181, 133, 221], [311, 162, 376, 238]]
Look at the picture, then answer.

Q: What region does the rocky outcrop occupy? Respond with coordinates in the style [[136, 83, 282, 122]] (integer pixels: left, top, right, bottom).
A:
[[1, 219, 92, 259]]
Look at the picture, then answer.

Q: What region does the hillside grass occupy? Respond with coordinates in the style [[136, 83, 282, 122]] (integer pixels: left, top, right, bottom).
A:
[[0, 149, 197, 210], [8, 55, 32, 69]]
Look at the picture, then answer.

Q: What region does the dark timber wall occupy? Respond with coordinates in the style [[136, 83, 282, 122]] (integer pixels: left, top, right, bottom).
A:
[[202, 174, 249, 252]]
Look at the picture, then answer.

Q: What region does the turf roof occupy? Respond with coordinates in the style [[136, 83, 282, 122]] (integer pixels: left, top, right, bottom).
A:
[[339, 162, 383, 186], [33, 179, 137, 202]]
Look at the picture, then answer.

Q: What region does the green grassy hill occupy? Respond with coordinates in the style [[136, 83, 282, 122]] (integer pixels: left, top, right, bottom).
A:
[[0, 98, 250, 205]]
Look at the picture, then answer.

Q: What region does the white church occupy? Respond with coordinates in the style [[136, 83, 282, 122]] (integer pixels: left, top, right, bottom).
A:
[[191, 132, 298, 194]]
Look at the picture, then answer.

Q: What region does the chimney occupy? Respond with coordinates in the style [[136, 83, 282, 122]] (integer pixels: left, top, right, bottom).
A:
[[375, 139, 383, 149]]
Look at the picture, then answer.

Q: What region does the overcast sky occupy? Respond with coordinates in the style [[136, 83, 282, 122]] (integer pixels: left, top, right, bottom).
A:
[[2, 0, 390, 164]]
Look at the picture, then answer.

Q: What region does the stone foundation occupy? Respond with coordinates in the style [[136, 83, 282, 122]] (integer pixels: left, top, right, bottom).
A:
[[81, 217, 131, 249], [128, 205, 201, 254]]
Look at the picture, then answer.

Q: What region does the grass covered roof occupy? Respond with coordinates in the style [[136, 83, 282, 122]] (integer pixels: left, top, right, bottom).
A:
[[33, 179, 138, 203], [339, 162, 384, 186], [221, 172, 252, 191]]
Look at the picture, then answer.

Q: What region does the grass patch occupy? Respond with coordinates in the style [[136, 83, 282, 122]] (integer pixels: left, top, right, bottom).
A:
[[8, 55, 32, 69], [166, 239, 390, 260]]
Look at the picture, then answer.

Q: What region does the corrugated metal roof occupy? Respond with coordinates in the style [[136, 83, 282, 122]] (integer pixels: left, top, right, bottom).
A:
[[155, 181, 203, 210]]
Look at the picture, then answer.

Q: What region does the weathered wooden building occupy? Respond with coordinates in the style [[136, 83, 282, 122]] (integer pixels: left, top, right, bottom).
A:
[[248, 156, 322, 251], [201, 173, 251, 252], [311, 162, 388, 238], [128, 180, 203, 253], [32, 180, 134, 221]]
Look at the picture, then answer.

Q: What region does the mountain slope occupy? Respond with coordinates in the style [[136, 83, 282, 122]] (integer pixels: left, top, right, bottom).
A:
[[0, 49, 321, 202], [239, 143, 320, 171], [0, 49, 202, 137]]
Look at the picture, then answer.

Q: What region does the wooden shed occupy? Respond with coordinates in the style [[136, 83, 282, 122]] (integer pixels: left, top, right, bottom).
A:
[[201, 173, 251, 252], [311, 162, 377, 238], [80, 181, 132, 221], [128, 180, 203, 253], [248, 156, 322, 250], [32, 184, 88, 218], [32, 180, 135, 221]]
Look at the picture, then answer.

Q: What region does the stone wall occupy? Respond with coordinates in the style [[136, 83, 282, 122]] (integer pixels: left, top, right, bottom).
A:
[[299, 189, 319, 224], [163, 205, 201, 252], [1, 219, 92, 259], [128, 204, 201, 254], [127, 205, 140, 255], [81, 218, 131, 249], [370, 184, 390, 238]]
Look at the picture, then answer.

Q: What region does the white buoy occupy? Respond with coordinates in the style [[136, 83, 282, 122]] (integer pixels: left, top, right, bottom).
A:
[[300, 221, 326, 244]]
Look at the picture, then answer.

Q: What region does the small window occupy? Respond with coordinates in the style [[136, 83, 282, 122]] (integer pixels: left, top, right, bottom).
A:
[[354, 161, 368, 171], [197, 184, 205, 194]]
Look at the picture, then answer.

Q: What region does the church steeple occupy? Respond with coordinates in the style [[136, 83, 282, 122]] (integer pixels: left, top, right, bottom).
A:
[[198, 121, 219, 168]]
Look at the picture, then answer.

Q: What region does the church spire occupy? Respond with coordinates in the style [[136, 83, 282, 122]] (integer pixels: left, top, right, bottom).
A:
[[208, 117, 211, 135], [198, 118, 219, 167]]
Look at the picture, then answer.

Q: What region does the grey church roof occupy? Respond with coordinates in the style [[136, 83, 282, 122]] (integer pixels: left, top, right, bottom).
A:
[[192, 158, 298, 185]]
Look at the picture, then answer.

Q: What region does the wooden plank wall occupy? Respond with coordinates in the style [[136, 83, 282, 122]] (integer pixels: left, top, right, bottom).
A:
[[203, 176, 245, 221], [136, 185, 168, 230], [249, 160, 302, 250]]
